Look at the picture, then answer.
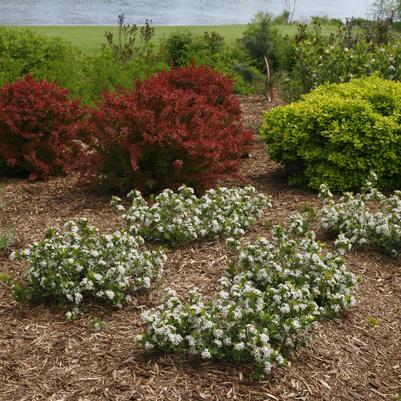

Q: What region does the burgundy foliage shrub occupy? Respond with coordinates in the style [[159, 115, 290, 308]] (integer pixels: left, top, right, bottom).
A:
[[0, 75, 86, 180], [82, 65, 253, 193], [155, 64, 243, 114]]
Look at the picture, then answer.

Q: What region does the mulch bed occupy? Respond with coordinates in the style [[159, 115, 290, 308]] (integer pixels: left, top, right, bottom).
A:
[[0, 94, 400, 401]]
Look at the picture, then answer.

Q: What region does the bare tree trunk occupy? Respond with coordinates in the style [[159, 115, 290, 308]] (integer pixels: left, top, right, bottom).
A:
[[264, 56, 274, 102]]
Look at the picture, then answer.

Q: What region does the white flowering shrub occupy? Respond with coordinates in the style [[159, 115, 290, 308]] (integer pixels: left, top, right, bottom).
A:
[[137, 217, 358, 375], [320, 175, 401, 257], [112, 186, 270, 246], [8, 219, 166, 318]]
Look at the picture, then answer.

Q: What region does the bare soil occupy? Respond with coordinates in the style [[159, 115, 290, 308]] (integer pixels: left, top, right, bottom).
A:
[[0, 95, 400, 401]]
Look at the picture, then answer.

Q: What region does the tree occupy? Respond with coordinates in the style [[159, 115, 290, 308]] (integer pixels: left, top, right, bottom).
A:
[[370, 0, 401, 21], [240, 12, 281, 70], [283, 0, 297, 23]]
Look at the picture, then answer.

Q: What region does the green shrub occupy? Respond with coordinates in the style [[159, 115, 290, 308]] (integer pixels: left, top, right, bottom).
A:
[[310, 16, 344, 26], [81, 15, 168, 103], [213, 47, 266, 94], [261, 76, 401, 192], [164, 30, 227, 67], [280, 21, 401, 101], [0, 28, 90, 100], [0, 27, 167, 104], [163, 30, 203, 67], [239, 12, 283, 71], [84, 49, 167, 103], [163, 30, 265, 94], [273, 10, 291, 25]]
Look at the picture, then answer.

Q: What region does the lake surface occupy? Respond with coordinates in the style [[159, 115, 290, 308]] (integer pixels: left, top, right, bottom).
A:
[[1, 0, 374, 26]]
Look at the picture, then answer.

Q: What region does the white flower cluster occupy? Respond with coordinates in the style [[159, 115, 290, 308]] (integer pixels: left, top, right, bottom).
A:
[[320, 175, 401, 257], [112, 186, 270, 246], [137, 217, 358, 375], [10, 219, 166, 318]]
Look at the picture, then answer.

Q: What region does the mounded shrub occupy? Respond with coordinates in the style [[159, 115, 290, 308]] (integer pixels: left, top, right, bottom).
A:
[[6, 219, 166, 319], [138, 215, 358, 375], [112, 185, 270, 246], [320, 173, 401, 257], [155, 64, 242, 114], [81, 65, 253, 194], [261, 76, 401, 192], [0, 75, 86, 180]]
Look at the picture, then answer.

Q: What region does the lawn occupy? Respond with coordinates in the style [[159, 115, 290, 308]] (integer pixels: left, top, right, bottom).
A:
[[2, 24, 340, 54]]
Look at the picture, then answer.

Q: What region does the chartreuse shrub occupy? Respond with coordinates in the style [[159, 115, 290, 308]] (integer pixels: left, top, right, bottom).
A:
[[81, 65, 253, 194], [112, 186, 270, 247], [261, 76, 401, 192], [4, 219, 166, 319], [137, 215, 358, 376], [320, 173, 401, 257], [0, 75, 86, 180]]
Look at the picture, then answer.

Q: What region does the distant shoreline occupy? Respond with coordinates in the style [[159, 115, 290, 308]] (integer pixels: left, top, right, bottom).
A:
[[0, 23, 246, 27]]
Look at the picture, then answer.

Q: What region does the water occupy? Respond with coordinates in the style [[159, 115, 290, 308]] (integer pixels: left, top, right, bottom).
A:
[[1, 0, 374, 26]]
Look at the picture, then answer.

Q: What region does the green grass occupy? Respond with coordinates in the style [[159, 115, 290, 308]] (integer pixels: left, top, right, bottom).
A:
[[2, 25, 247, 54], [2, 24, 340, 54], [0, 187, 14, 251]]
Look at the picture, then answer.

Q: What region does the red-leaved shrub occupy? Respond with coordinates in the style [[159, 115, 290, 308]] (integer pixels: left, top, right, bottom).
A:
[[0, 75, 86, 180], [82, 65, 253, 193], [154, 64, 243, 115]]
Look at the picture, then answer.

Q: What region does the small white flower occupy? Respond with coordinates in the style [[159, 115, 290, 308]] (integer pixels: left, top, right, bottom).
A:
[[94, 274, 103, 281], [234, 342, 245, 351], [201, 349, 211, 359]]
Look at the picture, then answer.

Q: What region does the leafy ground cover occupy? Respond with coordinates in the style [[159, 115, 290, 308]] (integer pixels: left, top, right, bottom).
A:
[[0, 95, 400, 400]]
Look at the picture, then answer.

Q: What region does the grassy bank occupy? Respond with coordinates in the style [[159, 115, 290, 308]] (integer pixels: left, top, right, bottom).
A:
[[2, 24, 339, 54], [2, 25, 247, 54]]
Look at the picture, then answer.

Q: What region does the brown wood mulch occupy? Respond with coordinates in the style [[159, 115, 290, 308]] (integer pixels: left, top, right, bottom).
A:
[[0, 95, 400, 401]]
